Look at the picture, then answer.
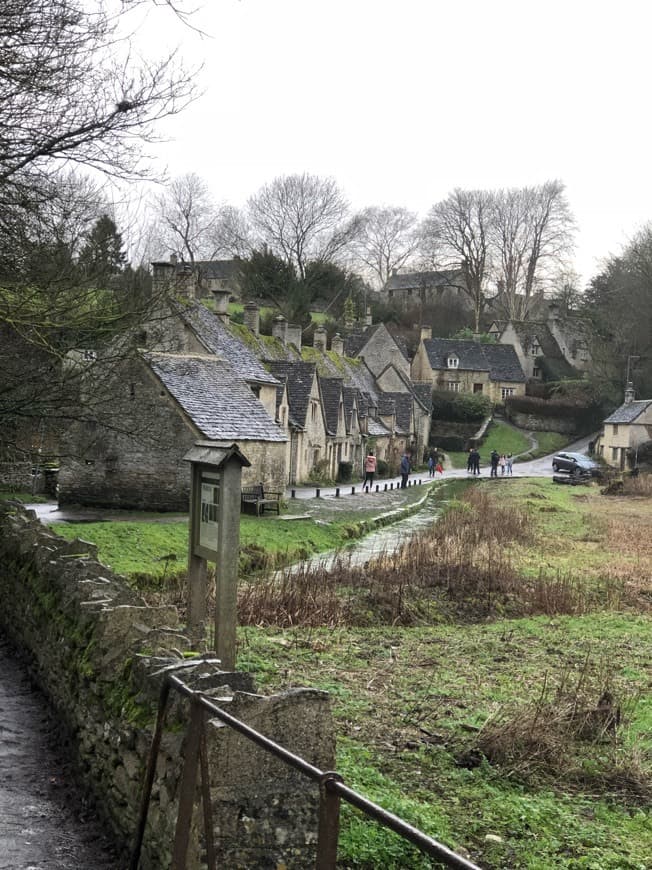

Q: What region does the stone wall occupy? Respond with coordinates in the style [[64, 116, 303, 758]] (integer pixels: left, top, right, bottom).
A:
[[0, 503, 334, 868], [506, 408, 579, 434]]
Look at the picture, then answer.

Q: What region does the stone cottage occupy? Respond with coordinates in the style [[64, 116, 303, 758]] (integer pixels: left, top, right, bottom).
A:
[[58, 352, 287, 510], [595, 385, 652, 469], [411, 334, 526, 402]]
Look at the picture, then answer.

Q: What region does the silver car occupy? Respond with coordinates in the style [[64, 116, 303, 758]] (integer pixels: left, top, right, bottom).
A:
[[552, 452, 599, 476]]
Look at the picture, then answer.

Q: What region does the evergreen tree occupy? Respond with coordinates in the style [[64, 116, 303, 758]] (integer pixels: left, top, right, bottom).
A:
[[78, 215, 127, 287]]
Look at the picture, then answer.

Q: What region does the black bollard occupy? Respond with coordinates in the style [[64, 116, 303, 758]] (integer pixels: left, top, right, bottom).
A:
[[316, 488, 321, 498], [335, 487, 340, 497]]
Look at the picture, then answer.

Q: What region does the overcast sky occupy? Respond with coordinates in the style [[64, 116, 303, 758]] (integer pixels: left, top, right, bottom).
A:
[[133, 0, 652, 285]]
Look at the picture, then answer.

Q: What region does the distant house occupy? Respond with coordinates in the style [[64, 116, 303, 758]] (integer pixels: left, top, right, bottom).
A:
[[596, 386, 652, 469], [58, 353, 287, 510], [489, 305, 591, 377], [344, 322, 410, 379], [487, 319, 575, 381], [151, 256, 241, 300], [381, 270, 465, 309], [411, 336, 526, 402]]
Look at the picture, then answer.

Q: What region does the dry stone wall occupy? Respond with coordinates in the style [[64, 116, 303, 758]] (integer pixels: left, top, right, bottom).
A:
[[0, 503, 334, 868]]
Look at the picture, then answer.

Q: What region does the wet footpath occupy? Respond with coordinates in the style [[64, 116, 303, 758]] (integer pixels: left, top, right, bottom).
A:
[[0, 636, 121, 870]]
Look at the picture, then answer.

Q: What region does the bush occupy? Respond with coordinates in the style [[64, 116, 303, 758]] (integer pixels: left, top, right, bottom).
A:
[[506, 394, 604, 432], [432, 435, 466, 452], [431, 390, 492, 423], [376, 459, 389, 478]]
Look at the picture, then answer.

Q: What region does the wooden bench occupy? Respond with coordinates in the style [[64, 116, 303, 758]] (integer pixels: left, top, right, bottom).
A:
[[241, 483, 282, 516]]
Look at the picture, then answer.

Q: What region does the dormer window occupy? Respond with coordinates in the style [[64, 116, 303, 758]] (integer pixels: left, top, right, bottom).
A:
[[447, 355, 459, 369]]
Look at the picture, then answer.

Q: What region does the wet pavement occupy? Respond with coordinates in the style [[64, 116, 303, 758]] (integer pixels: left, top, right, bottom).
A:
[[0, 637, 122, 869]]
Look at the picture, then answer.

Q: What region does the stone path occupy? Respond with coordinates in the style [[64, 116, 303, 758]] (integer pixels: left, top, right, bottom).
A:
[[0, 636, 121, 869]]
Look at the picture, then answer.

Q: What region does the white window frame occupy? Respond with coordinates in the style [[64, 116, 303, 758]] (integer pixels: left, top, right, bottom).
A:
[[447, 355, 459, 369], [501, 387, 515, 399], [447, 381, 461, 392]]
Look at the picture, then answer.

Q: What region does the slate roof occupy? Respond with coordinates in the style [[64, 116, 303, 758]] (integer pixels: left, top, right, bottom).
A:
[[145, 353, 286, 442], [382, 392, 413, 433], [266, 360, 318, 429], [343, 323, 408, 362], [492, 319, 571, 365], [319, 377, 344, 436], [342, 386, 358, 433], [384, 270, 461, 291], [423, 338, 526, 383], [603, 399, 652, 424], [412, 382, 433, 413], [192, 259, 239, 280], [368, 418, 392, 437], [175, 302, 278, 386]]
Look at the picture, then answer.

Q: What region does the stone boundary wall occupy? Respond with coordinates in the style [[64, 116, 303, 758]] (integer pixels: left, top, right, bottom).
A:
[[506, 408, 579, 434], [0, 503, 334, 869]]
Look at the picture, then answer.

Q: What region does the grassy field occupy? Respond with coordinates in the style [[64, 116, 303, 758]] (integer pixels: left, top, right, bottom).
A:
[[237, 478, 652, 868], [445, 421, 571, 469]]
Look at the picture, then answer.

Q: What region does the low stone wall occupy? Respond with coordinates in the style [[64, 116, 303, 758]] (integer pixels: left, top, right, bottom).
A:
[[0, 503, 334, 868], [506, 409, 579, 434]]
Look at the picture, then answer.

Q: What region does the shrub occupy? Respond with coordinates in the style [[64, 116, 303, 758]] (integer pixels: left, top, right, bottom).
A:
[[431, 390, 492, 423], [431, 435, 466, 452], [307, 458, 334, 486], [376, 459, 389, 478]]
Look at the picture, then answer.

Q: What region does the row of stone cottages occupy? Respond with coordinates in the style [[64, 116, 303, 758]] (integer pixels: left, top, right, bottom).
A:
[[54, 260, 530, 511]]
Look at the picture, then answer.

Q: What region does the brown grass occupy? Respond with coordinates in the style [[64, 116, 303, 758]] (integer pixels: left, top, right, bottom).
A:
[[473, 664, 651, 803]]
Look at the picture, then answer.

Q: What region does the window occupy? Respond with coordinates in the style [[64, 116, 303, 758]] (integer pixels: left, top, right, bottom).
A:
[[473, 383, 483, 394], [501, 387, 515, 399], [611, 447, 619, 461], [533, 367, 540, 378], [447, 382, 460, 392], [447, 355, 459, 369], [612, 423, 619, 435], [531, 343, 540, 356], [310, 400, 318, 423]]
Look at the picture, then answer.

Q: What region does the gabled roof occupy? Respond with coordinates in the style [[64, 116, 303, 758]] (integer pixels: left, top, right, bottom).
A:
[[381, 392, 413, 434], [384, 270, 461, 291], [603, 399, 652, 424], [342, 386, 359, 434], [412, 382, 433, 413], [145, 353, 286, 442], [319, 377, 344, 436], [491, 319, 570, 365], [343, 322, 409, 363], [422, 338, 525, 383], [368, 418, 392, 437], [175, 302, 278, 386], [266, 360, 318, 429]]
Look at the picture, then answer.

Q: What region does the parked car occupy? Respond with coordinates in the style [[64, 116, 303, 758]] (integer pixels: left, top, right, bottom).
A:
[[552, 452, 599, 476]]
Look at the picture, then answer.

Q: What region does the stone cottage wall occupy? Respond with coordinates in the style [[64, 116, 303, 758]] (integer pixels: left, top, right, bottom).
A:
[[0, 503, 334, 868]]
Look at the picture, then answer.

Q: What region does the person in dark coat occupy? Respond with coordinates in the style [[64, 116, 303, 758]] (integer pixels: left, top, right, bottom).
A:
[[490, 449, 500, 478], [400, 451, 411, 488], [470, 448, 481, 475]]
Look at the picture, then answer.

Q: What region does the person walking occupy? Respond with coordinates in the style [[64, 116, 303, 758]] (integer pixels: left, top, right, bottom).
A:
[[499, 454, 506, 475], [471, 447, 481, 475], [466, 448, 474, 473], [400, 451, 411, 488], [506, 453, 513, 475], [363, 450, 377, 490], [490, 449, 500, 478], [428, 454, 435, 477], [435, 460, 444, 476]]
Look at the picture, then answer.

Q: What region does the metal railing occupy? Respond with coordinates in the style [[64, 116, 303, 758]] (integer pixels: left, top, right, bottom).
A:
[[130, 672, 481, 870]]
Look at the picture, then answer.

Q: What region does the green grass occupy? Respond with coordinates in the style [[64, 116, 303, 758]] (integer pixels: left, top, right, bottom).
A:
[[0, 490, 49, 503], [446, 420, 535, 468]]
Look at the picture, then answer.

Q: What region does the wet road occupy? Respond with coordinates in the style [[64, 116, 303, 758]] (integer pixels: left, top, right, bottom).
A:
[[0, 637, 121, 869]]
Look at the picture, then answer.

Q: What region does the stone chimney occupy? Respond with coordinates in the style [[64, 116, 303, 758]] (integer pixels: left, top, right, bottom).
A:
[[286, 323, 302, 350], [243, 302, 260, 335], [365, 305, 372, 327], [420, 325, 432, 341], [272, 315, 288, 344], [624, 381, 635, 404], [313, 325, 328, 352], [211, 288, 230, 322], [331, 333, 344, 356], [151, 259, 175, 295]]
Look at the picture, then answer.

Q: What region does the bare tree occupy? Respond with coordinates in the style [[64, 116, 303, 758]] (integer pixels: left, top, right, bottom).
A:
[[247, 173, 356, 279], [0, 0, 196, 188], [352, 205, 419, 289], [154, 173, 222, 264], [491, 181, 574, 319], [421, 189, 493, 333]]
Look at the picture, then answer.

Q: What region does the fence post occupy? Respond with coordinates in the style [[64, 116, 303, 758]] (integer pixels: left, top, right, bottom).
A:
[[171, 701, 204, 869], [316, 771, 343, 870]]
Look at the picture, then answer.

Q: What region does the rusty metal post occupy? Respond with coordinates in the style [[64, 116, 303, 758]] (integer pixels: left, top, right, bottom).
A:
[[316, 771, 343, 870], [171, 701, 204, 869], [129, 679, 171, 870]]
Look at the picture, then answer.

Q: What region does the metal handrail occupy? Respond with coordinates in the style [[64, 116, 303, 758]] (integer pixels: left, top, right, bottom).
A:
[[130, 672, 481, 870]]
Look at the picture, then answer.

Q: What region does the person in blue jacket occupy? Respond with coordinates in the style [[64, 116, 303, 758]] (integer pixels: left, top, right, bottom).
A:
[[400, 451, 411, 488]]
